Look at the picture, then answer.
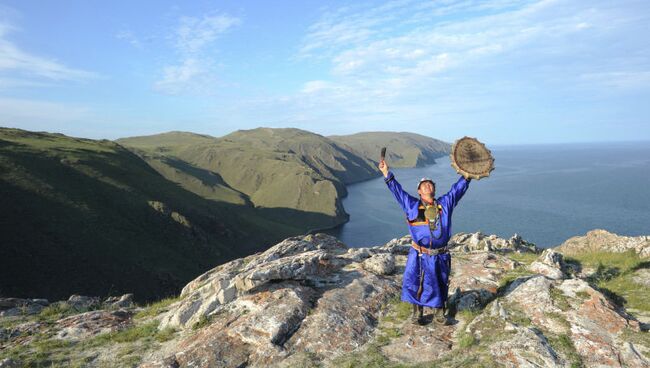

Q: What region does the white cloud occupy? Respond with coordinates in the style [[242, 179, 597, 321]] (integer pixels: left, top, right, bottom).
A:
[[0, 20, 98, 82], [116, 30, 142, 48], [175, 15, 240, 54], [284, 0, 650, 130], [153, 13, 240, 95], [153, 58, 218, 95]]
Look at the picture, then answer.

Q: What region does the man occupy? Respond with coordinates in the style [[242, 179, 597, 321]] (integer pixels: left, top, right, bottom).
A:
[[378, 159, 470, 325]]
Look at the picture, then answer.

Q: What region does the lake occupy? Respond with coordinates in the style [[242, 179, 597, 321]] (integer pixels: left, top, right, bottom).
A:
[[325, 141, 650, 248]]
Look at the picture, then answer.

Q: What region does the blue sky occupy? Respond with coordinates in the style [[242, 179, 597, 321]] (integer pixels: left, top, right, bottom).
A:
[[0, 0, 648, 144]]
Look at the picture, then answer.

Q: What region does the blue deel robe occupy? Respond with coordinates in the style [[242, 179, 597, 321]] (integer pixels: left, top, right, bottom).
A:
[[384, 171, 470, 308]]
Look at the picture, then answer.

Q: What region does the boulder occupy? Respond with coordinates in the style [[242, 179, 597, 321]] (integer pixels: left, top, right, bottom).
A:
[[67, 295, 101, 311], [0, 298, 48, 317], [530, 249, 566, 280], [55, 309, 132, 340], [0, 359, 20, 368], [104, 294, 134, 309], [556, 229, 650, 258], [362, 253, 395, 275]]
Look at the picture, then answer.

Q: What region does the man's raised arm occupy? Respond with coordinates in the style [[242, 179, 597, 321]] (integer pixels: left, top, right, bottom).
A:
[[441, 175, 471, 208], [379, 160, 418, 217]]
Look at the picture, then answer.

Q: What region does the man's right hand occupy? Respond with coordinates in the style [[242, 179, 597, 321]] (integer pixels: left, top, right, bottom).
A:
[[378, 159, 389, 177]]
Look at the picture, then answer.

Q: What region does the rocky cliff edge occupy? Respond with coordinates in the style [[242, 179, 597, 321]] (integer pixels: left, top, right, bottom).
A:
[[1, 231, 648, 367]]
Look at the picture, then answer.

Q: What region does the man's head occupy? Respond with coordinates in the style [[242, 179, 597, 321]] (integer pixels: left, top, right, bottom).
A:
[[417, 178, 435, 198]]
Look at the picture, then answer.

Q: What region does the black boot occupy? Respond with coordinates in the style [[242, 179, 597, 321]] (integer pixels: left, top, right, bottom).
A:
[[411, 304, 424, 325]]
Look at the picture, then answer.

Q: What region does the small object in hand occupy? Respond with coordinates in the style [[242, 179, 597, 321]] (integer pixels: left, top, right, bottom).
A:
[[380, 147, 387, 161]]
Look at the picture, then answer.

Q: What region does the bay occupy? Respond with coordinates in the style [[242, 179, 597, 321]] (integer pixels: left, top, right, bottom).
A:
[[325, 141, 650, 248]]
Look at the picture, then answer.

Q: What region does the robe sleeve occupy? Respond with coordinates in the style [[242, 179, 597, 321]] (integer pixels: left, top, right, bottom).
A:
[[440, 175, 471, 208], [384, 171, 419, 219]]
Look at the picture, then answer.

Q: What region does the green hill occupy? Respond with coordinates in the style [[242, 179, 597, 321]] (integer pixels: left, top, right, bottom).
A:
[[329, 131, 450, 167], [118, 128, 381, 231], [117, 128, 451, 232], [1, 127, 450, 301], [0, 128, 299, 302]]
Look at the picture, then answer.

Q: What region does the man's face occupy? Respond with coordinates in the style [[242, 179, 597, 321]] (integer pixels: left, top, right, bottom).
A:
[[418, 181, 435, 198]]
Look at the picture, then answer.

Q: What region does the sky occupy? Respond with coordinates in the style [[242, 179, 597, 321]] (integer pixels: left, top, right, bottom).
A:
[[0, 0, 649, 145]]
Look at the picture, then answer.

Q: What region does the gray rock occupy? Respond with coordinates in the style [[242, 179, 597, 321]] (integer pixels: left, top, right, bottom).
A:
[[449, 288, 495, 311], [0, 328, 9, 342], [490, 326, 566, 367], [159, 234, 345, 330], [361, 253, 395, 275], [556, 229, 650, 258], [632, 269, 650, 287], [0, 298, 45, 315], [31, 299, 49, 306], [530, 249, 566, 280], [104, 293, 134, 309], [55, 309, 132, 340], [377, 235, 412, 255], [343, 247, 373, 262], [67, 295, 101, 311], [0, 308, 21, 317], [0, 358, 20, 368], [450, 232, 539, 253]]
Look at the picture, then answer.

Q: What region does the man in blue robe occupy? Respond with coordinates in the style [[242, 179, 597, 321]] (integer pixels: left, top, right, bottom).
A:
[[378, 159, 470, 325]]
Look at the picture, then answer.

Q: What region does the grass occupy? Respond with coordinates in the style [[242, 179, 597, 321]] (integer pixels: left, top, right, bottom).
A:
[[507, 252, 540, 265], [549, 286, 571, 311], [134, 296, 180, 319], [621, 328, 650, 359], [379, 296, 413, 325], [547, 334, 584, 368], [564, 251, 650, 313], [0, 127, 309, 303], [0, 320, 178, 366], [496, 268, 536, 295], [329, 342, 404, 368], [90, 320, 162, 345], [192, 314, 213, 331], [38, 302, 78, 322], [545, 312, 571, 331], [155, 327, 177, 342], [457, 332, 477, 349]]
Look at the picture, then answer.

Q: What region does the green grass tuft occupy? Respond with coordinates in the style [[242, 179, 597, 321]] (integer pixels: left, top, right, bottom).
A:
[[192, 314, 213, 331], [549, 286, 571, 311], [134, 296, 179, 319], [547, 334, 584, 367], [508, 252, 540, 265], [458, 332, 477, 349]]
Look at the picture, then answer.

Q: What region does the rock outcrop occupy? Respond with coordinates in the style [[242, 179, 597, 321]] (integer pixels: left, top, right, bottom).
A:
[[557, 229, 650, 258], [1, 231, 648, 368]]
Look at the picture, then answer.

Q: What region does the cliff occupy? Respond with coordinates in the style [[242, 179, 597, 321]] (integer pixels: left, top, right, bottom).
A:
[[1, 230, 648, 367]]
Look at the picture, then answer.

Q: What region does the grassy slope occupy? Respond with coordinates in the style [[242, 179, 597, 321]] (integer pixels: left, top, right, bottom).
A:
[[563, 251, 650, 315], [329, 131, 451, 168], [0, 128, 298, 302], [117, 128, 452, 232], [118, 128, 382, 230]]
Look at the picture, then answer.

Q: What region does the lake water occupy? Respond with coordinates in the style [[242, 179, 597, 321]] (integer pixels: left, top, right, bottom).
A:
[[325, 142, 650, 248]]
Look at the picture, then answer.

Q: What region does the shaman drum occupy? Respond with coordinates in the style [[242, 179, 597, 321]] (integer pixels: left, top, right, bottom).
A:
[[450, 137, 494, 180]]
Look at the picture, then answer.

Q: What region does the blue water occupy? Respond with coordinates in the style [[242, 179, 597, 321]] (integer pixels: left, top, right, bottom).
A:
[[325, 142, 650, 248]]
